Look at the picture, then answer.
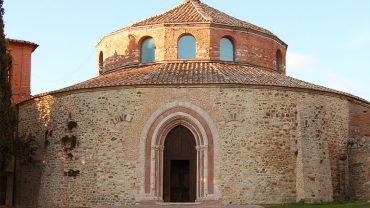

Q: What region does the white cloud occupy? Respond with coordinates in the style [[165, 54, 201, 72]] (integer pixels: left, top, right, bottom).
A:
[[325, 72, 356, 93], [286, 52, 320, 71], [348, 32, 370, 47], [286, 52, 369, 100]]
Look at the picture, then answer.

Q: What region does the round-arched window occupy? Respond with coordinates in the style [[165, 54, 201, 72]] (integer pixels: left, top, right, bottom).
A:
[[99, 51, 104, 69], [141, 37, 155, 63], [178, 35, 196, 60], [276, 50, 282, 72], [220, 37, 234, 61]]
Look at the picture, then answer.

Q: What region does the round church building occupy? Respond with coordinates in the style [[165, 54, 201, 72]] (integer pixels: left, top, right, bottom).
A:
[[15, 0, 370, 207]]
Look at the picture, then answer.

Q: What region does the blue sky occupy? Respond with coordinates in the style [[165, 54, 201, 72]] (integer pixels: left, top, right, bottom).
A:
[[4, 0, 370, 101]]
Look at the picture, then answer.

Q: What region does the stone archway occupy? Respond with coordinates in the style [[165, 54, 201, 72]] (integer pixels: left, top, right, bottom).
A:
[[137, 102, 220, 204]]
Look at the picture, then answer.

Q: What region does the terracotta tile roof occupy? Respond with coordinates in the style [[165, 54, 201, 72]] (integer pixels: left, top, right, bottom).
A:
[[48, 61, 368, 104], [129, 0, 273, 36], [7, 38, 38, 51]]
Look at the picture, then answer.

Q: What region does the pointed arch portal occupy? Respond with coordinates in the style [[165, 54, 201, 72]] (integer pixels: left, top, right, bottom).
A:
[[138, 103, 219, 204]]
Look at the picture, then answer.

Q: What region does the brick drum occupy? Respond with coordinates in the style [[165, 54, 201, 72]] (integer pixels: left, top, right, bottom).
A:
[[14, 0, 369, 207]]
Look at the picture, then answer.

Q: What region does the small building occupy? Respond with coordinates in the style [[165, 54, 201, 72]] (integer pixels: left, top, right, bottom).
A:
[[14, 0, 369, 207], [0, 39, 37, 207]]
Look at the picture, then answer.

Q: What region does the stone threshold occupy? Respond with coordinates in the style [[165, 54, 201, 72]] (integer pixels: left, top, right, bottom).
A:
[[134, 204, 264, 208], [156, 202, 201, 206], [95, 205, 264, 208]]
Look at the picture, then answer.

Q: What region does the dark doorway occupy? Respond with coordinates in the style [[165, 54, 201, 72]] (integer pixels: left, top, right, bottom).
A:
[[0, 176, 7, 205], [163, 126, 196, 202], [170, 160, 190, 202]]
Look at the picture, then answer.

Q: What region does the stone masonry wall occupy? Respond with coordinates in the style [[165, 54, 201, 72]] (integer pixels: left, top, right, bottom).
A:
[[96, 25, 286, 74], [296, 95, 348, 203], [214, 89, 298, 204], [16, 86, 354, 207]]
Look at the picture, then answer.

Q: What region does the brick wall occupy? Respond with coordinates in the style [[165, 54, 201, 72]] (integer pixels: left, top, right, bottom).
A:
[[347, 101, 370, 201], [96, 24, 286, 75], [8, 40, 36, 104]]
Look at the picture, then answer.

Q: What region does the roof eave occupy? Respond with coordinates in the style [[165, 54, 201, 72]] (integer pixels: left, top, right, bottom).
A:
[[6, 38, 39, 52]]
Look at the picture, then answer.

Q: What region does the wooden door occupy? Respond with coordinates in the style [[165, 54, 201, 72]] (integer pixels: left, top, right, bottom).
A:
[[163, 125, 196, 202], [0, 176, 7, 205], [170, 160, 190, 202]]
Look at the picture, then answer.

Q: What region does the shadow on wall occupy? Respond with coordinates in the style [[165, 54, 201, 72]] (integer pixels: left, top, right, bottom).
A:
[[14, 96, 86, 207], [14, 98, 52, 207]]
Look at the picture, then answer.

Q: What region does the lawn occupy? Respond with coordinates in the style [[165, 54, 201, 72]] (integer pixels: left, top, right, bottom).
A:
[[267, 202, 369, 208]]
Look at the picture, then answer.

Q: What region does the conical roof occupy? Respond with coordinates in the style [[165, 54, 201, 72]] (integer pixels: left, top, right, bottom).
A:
[[128, 0, 273, 35], [31, 62, 368, 105], [20, 1, 368, 105]]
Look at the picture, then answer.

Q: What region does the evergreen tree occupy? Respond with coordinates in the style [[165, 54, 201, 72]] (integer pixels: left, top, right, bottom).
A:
[[0, 0, 37, 171], [0, 0, 17, 170]]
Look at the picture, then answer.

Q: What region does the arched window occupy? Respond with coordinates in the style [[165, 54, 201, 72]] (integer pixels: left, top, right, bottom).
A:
[[99, 51, 104, 69], [220, 37, 234, 61], [276, 50, 282, 72], [178, 35, 196, 60], [141, 37, 155, 63]]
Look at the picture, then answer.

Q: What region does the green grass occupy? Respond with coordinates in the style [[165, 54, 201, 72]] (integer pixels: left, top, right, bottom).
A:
[[267, 202, 369, 208]]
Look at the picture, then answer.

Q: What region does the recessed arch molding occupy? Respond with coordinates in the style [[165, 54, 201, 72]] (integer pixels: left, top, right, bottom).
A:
[[137, 101, 220, 204]]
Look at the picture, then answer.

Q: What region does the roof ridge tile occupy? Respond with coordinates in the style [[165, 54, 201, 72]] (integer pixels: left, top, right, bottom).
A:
[[122, 0, 274, 36], [128, 1, 186, 27], [129, 1, 206, 28], [190, 0, 212, 22]]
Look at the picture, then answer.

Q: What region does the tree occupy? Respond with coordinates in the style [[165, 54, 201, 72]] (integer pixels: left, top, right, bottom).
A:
[[0, 0, 16, 170], [0, 0, 37, 171]]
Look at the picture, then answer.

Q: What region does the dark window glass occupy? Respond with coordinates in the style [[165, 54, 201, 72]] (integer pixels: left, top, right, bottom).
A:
[[99, 51, 103, 69], [276, 50, 282, 72], [220, 38, 234, 61], [141, 38, 155, 63], [178, 35, 196, 59]]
